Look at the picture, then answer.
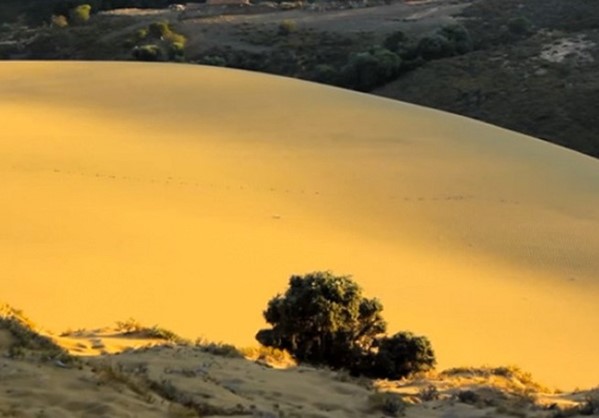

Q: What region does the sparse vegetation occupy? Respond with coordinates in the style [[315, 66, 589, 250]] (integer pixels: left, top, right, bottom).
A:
[[278, 19, 297, 36], [367, 391, 407, 417], [69, 4, 92, 25], [0, 303, 72, 362], [115, 318, 189, 344], [194, 338, 243, 358], [343, 47, 401, 91], [131, 21, 186, 62]]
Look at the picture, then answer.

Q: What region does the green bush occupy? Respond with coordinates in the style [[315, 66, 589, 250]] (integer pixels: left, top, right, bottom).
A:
[[416, 24, 472, 60], [343, 47, 401, 91], [383, 30, 407, 53], [416, 34, 453, 60], [278, 19, 297, 36], [507, 16, 533, 36], [368, 332, 436, 379], [367, 392, 407, 417], [256, 271, 387, 370], [69, 4, 92, 25], [256, 272, 436, 380], [312, 64, 341, 85], [198, 55, 227, 67], [439, 24, 473, 54], [132, 44, 163, 61]]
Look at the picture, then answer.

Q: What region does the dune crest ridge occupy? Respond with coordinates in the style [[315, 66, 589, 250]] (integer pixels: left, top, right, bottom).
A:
[[1, 61, 598, 389]]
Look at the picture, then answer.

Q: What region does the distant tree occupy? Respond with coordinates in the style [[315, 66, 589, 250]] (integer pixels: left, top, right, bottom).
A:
[[256, 271, 387, 369], [278, 19, 297, 36], [132, 44, 163, 61], [439, 24, 473, 54], [343, 47, 401, 91], [69, 4, 92, 25], [507, 16, 533, 36], [417, 34, 453, 60]]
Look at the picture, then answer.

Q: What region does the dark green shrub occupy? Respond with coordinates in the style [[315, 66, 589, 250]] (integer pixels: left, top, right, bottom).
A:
[[256, 272, 436, 380], [368, 391, 407, 417], [369, 332, 436, 380], [132, 44, 163, 61], [312, 64, 340, 85], [148, 21, 171, 38], [383, 30, 407, 53], [278, 19, 297, 36], [416, 34, 453, 60], [168, 41, 185, 60], [507, 16, 533, 36], [198, 55, 227, 67], [69, 4, 92, 25], [343, 47, 401, 91], [439, 24, 473, 54], [256, 271, 387, 369]]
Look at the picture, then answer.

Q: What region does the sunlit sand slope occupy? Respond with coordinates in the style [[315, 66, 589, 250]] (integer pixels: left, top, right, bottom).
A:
[[1, 61, 597, 389]]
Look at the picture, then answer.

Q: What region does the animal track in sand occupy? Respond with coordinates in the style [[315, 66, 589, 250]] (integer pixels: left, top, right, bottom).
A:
[[8, 163, 521, 207]]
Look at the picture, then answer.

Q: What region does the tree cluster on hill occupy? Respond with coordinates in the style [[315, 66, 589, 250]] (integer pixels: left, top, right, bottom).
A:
[[1, 0, 182, 25], [256, 271, 436, 379]]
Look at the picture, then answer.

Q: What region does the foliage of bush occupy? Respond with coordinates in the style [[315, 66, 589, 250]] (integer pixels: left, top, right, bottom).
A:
[[343, 47, 401, 91], [131, 21, 186, 62], [382, 30, 407, 54], [256, 271, 387, 369], [69, 4, 92, 25], [0, 303, 72, 362], [367, 391, 407, 417], [197, 55, 228, 67], [51, 14, 68, 28], [256, 272, 436, 380], [368, 332, 436, 379], [416, 24, 473, 60], [278, 19, 297, 36], [507, 16, 533, 36], [132, 44, 164, 61]]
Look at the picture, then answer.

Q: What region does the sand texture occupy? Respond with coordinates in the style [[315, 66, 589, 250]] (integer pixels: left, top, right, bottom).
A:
[[1, 61, 598, 390], [0, 308, 597, 418]]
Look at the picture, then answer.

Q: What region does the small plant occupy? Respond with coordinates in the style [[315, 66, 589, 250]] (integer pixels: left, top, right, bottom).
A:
[[132, 44, 164, 61], [69, 4, 92, 25], [368, 392, 406, 417], [195, 338, 243, 358], [0, 304, 72, 363], [198, 55, 227, 67], [278, 20, 297, 36], [507, 16, 533, 36], [51, 15, 68, 28], [419, 385, 440, 401], [114, 319, 188, 344]]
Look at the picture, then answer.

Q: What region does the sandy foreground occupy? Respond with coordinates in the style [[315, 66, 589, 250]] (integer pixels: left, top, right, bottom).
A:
[[0, 305, 597, 418], [0, 61, 598, 391]]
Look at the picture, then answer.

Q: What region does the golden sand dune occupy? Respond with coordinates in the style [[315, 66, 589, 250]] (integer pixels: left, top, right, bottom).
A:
[[1, 61, 598, 389]]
